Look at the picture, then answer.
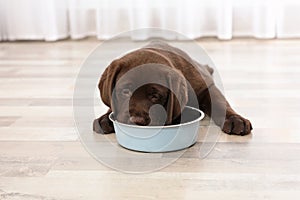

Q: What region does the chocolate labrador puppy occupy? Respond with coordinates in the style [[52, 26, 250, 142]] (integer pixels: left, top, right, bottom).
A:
[[93, 41, 252, 135]]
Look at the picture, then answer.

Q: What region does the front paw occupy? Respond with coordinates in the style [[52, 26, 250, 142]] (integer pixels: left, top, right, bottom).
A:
[[222, 115, 252, 136], [93, 116, 114, 134]]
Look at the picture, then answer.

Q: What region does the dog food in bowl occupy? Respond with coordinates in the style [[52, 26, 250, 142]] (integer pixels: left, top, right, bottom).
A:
[[109, 106, 204, 152]]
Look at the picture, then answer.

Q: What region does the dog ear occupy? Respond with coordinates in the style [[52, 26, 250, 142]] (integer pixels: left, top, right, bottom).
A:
[[165, 69, 188, 124], [98, 59, 123, 107]]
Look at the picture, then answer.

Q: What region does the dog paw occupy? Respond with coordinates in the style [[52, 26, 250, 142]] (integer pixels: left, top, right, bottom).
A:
[[222, 115, 252, 136], [93, 116, 114, 134]]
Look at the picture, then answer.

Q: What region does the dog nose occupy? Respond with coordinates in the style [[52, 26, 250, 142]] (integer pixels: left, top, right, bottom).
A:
[[129, 116, 148, 125]]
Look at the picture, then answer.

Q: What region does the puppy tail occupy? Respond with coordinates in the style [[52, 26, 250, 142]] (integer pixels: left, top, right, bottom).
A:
[[204, 64, 214, 75]]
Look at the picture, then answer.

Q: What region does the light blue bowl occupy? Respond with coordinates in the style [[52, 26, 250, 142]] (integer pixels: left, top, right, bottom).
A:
[[109, 106, 205, 152]]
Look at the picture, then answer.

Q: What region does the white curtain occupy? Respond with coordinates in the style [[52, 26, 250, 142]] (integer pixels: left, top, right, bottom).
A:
[[1, 0, 300, 41]]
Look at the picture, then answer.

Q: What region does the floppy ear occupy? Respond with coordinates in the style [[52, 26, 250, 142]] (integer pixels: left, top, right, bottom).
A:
[[98, 59, 122, 107], [165, 69, 188, 124]]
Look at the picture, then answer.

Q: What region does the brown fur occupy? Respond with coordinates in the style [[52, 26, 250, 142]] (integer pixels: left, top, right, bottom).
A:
[[93, 41, 252, 135]]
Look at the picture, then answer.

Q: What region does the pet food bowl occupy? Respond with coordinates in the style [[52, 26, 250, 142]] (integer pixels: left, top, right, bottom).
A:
[[109, 106, 205, 152]]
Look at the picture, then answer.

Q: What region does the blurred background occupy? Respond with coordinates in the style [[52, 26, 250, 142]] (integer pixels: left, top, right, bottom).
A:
[[1, 0, 300, 41]]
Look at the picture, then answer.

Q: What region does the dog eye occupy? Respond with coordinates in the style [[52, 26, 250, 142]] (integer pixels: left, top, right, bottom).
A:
[[150, 93, 160, 103], [121, 89, 132, 97]]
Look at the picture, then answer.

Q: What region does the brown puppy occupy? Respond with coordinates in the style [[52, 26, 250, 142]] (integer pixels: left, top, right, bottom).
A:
[[93, 41, 252, 135]]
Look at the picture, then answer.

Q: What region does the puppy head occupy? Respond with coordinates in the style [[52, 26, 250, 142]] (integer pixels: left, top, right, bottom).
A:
[[128, 83, 169, 125], [99, 62, 188, 126]]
